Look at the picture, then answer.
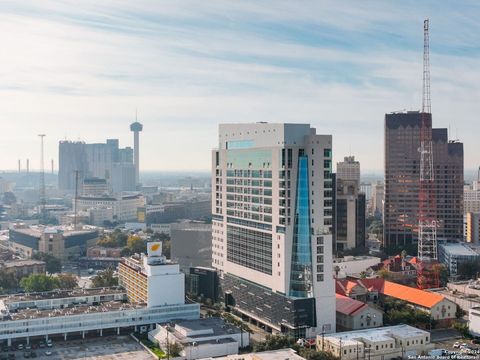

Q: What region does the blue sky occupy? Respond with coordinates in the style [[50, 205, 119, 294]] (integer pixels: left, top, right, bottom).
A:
[[0, 1, 479, 172]]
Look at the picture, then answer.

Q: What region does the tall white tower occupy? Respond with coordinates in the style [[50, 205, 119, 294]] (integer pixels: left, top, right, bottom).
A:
[[130, 121, 143, 187]]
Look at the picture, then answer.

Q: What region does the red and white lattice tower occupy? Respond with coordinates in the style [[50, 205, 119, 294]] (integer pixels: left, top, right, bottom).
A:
[[418, 19, 437, 262]]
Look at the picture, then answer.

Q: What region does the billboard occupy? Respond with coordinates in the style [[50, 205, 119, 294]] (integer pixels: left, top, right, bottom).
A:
[[147, 241, 163, 257]]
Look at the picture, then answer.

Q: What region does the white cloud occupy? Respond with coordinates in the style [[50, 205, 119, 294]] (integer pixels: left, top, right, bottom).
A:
[[0, 0, 478, 172]]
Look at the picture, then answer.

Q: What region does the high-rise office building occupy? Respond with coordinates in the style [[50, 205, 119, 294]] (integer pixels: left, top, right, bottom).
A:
[[58, 141, 88, 191], [465, 184, 480, 214], [212, 123, 335, 337], [336, 156, 360, 184], [334, 156, 365, 252], [384, 111, 464, 250], [371, 182, 384, 218], [466, 212, 480, 244], [58, 138, 135, 193], [334, 179, 366, 252]]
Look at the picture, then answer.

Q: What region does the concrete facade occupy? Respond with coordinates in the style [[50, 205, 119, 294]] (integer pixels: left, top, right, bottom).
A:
[[212, 123, 335, 337]]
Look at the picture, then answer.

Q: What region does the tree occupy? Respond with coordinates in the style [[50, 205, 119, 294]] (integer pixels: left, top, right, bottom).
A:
[[299, 348, 338, 360], [166, 342, 182, 358], [456, 304, 465, 319], [32, 253, 61, 273], [20, 274, 59, 292], [127, 235, 147, 254], [91, 268, 118, 288], [56, 273, 78, 289], [253, 335, 296, 352], [162, 239, 171, 258], [0, 270, 18, 293]]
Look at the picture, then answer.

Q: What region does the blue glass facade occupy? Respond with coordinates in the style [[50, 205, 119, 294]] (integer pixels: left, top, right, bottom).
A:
[[289, 155, 313, 298]]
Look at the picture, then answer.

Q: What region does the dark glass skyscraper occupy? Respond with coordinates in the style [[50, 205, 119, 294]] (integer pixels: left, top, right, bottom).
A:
[[384, 111, 463, 251]]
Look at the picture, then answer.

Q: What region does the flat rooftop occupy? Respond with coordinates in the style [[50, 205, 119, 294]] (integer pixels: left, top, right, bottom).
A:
[[1, 260, 45, 268], [440, 242, 479, 256], [8, 300, 144, 321], [0, 287, 125, 304], [173, 317, 241, 339], [323, 325, 429, 345]]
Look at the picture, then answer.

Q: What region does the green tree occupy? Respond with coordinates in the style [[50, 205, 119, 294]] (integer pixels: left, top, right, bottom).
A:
[[56, 273, 78, 289], [127, 235, 147, 254], [91, 268, 118, 288], [20, 274, 59, 292], [0, 270, 18, 293], [31, 252, 61, 273], [162, 240, 171, 258], [299, 348, 338, 360], [253, 335, 295, 352]]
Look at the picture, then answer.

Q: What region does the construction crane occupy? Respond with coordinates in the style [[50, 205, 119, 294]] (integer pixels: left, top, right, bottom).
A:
[[38, 134, 46, 224], [417, 20, 440, 289]]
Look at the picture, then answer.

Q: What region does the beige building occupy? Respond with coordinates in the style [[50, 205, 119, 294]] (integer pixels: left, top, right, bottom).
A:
[[466, 212, 480, 243], [336, 156, 360, 183], [118, 243, 185, 307], [1, 260, 46, 279], [317, 325, 433, 360]]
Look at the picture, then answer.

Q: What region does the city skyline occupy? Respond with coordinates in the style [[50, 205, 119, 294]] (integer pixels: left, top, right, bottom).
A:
[[1, 1, 479, 171]]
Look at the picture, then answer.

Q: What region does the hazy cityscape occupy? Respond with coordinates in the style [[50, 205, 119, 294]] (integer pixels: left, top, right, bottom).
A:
[[1, 2, 480, 360]]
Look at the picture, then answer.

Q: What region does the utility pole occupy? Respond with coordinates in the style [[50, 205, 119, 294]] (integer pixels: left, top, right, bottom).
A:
[[38, 134, 46, 224]]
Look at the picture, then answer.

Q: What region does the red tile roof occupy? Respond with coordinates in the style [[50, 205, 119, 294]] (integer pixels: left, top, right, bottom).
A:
[[382, 280, 444, 308], [336, 294, 368, 316], [336, 278, 445, 309]]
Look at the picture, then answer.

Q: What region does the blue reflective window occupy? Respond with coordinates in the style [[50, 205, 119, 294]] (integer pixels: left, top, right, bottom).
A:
[[289, 155, 313, 298]]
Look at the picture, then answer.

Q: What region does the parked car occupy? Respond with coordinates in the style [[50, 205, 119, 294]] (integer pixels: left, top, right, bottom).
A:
[[44, 351, 52, 357], [453, 342, 460, 348]]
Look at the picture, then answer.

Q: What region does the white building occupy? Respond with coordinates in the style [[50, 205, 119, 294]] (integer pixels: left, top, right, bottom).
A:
[[469, 306, 480, 336], [0, 287, 199, 346], [119, 242, 185, 307], [212, 123, 335, 337], [336, 156, 360, 184], [88, 207, 114, 226], [149, 317, 249, 360], [76, 194, 145, 222], [438, 242, 480, 276], [333, 256, 381, 278], [203, 348, 306, 360], [336, 294, 383, 331], [317, 325, 433, 360]]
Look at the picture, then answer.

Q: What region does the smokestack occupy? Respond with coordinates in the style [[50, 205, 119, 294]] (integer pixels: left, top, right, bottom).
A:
[[51, 159, 54, 174], [18, 159, 21, 173], [27, 159, 29, 174]]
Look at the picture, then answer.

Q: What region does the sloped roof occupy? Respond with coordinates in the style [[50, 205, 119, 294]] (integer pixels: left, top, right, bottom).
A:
[[336, 294, 368, 316], [382, 281, 444, 308], [336, 278, 446, 309]]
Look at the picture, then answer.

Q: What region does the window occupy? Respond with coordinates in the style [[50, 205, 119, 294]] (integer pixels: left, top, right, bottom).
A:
[[317, 236, 324, 245], [317, 274, 324, 282]]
